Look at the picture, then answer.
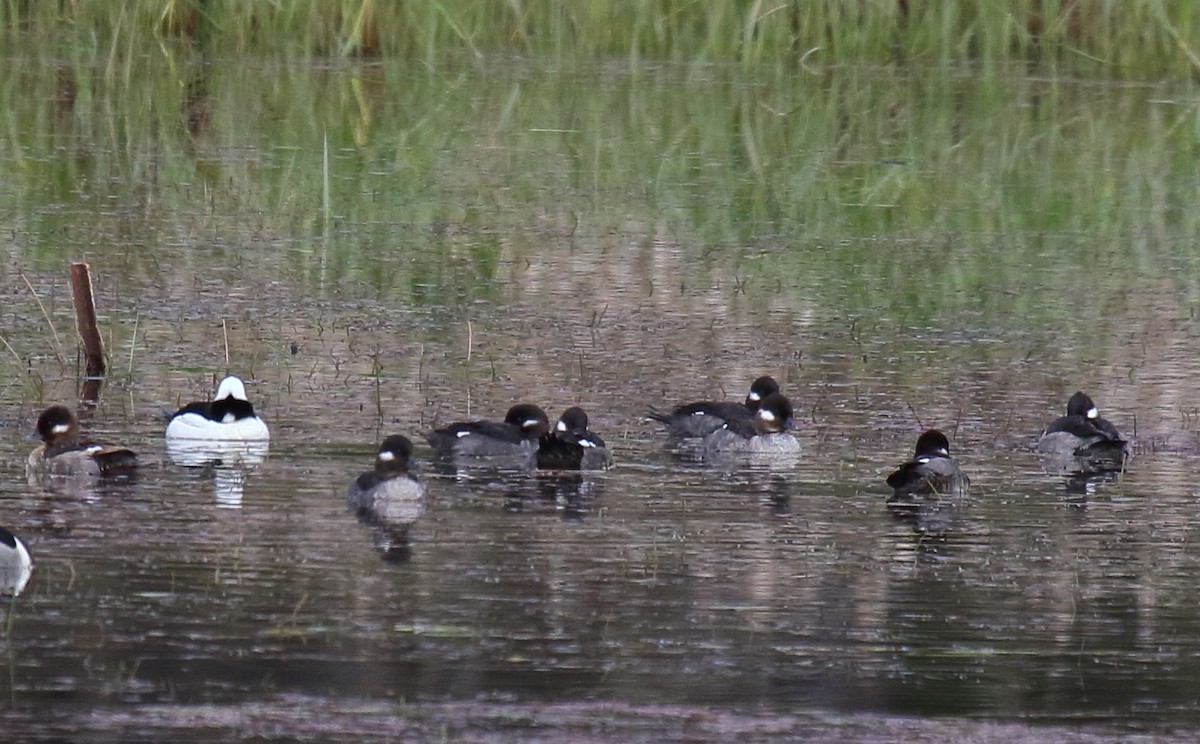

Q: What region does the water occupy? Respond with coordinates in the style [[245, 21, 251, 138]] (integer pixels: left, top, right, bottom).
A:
[[3, 53, 1200, 740]]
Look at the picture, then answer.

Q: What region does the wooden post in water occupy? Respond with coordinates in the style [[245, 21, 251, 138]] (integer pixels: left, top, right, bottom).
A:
[[69, 262, 106, 401]]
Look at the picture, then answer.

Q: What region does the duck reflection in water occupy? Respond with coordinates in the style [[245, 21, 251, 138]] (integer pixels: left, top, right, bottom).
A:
[[498, 471, 606, 521], [347, 435, 426, 563]]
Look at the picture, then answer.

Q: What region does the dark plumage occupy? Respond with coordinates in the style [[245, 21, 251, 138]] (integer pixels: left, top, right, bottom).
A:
[[648, 375, 780, 438], [27, 405, 137, 478], [425, 404, 549, 463], [536, 407, 613, 471], [701, 392, 801, 456], [347, 435, 426, 563], [886, 429, 968, 503], [1037, 391, 1129, 475]]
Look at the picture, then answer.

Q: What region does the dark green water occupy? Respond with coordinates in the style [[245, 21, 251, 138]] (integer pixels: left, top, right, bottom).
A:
[[2, 52, 1200, 740]]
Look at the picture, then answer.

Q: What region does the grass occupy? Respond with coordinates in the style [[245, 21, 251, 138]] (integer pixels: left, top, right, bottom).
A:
[[1, 1, 1200, 78]]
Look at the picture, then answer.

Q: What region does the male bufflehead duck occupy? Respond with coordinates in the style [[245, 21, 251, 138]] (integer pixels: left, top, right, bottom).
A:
[[0, 527, 32, 597], [166, 375, 270, 442], [649, 375, 780, 438], [27, 405, 137, 478], [426, 403, 550, 462], [536, 406, 613, 471], [1036, 391, 1129, 474], [347, 435, 427, 525], [886, 429, 969, 503], [700, 392, 800, 456]]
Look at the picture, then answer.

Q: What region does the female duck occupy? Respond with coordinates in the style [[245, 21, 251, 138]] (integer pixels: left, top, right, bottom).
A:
[[27, 405, 137, 478], [649, 375, 780, 438], [886, 429, 968, 503], [536, 406, 613, 471], [1036, 391, 1129, 474], [0, 526, 32, 597], [348, 435, 427, 526], [701, 392, 800, 456], [166, 375, 270, 442], [348, 435, 426, 562], [426, 403, 549, 463]]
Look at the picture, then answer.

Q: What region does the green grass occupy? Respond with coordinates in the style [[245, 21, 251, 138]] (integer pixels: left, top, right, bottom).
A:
[[3, 1, 1200, 78]]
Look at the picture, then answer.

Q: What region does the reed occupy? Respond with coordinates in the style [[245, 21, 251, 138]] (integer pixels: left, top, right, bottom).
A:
[[1, 1, 1199, 77]]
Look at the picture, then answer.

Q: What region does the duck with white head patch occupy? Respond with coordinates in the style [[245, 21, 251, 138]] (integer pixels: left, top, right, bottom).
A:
[[649, 375, 780, 439], [166, 375, 270, 442], [886, 429, 969, 503], [1036, 391, 1129, 475], [426, 403, 549, 465], [27, 405, 138, 479], [700, 392, 800, 457], [537, 406, 613, 471], [347, 435, 426, 562]]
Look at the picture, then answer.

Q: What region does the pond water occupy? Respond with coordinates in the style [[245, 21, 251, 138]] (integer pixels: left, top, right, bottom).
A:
[[2, 51, 1200, 740]]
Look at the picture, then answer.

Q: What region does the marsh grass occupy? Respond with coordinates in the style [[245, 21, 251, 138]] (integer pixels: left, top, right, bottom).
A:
[[2, 17, 1200, 392], [2, 1, 1200, 77]]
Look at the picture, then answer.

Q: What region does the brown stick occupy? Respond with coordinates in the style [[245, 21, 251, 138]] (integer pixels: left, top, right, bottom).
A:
[[69, 262, 106, 379]]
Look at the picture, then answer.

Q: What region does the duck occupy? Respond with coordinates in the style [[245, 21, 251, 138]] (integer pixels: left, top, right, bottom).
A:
[[348, 435, 427, 525], [536, 406, 613, 471], [886, 429, 968, 503], [165, 375, 270, 442], [0, 527, 32, 597], [347, 435, 426, 562], [1036, 391, 1129, 474], [27, 405, 137, 478], [700, 392, 800, 456], [426, 403, 549, 463], [649, 375, 780, 438]]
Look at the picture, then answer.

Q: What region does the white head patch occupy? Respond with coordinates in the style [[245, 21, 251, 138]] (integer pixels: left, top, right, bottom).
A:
[[215, 376, 249, 402], [760, 409, 777, 423], [555, 420, 568, 433], [378, 451, 396, 462], [456, 430, 471, 438], [1087, 406, 1098, 419], [748, 391, 761, 402], [522, 418, 541, 428], [51, 423, 71, 435]]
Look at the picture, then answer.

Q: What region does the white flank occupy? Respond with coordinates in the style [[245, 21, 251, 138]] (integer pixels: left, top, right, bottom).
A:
[[166, 412, 270, 443]]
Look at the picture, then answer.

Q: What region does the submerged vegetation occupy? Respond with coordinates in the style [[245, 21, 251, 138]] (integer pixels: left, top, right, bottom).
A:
[[2, 1, 1200, 78]]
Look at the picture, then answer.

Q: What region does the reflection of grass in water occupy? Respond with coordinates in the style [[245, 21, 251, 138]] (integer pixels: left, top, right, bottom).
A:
[[0, 42, 1197, 390]]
